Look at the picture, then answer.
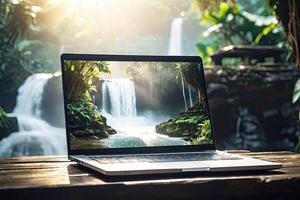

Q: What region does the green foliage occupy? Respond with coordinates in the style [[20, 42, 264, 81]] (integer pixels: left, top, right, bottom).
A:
[[0, 0, 63, 74], [174, 62, 190, 79], [293, 79, 300, 152], [0, 107, 8, 129], [192, 119, 213, 145], [64, 60, 111, 102], [175, 115, 199, 125], [64, 60, 111, 130], [194, 1, 286, 64], [67, 98, 101, 128], [292, 79, 300, 104], [0, 0, 60, 104], [0, 1, 33, 94]]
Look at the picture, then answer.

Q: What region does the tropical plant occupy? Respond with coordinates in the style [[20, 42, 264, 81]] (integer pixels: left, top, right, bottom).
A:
[[0, 0, 53, 73], [64, 60, 111, 102], [0, 1, 34, 97], [67, 98, 102, 128], [193, 1, 286, 64], [192, 119, 213, 145], [64, 60, 111, 130], [0, 0, 60, 111]]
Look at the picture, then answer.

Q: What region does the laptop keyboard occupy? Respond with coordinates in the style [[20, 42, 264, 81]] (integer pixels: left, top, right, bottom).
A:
[[92, 152, 242, 164]]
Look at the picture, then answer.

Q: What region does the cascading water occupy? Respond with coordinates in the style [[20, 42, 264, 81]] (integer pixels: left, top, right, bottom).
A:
[[13, 73, 52, 117], [168, 16, 194, 109], [100, 79, 187, 148], [168, 17, 183, 56], [102, 79, 137, 117], [0, 73, 66, 157]]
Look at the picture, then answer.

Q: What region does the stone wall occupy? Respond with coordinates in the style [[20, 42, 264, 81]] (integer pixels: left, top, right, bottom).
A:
[[205, 65, 300, 151]]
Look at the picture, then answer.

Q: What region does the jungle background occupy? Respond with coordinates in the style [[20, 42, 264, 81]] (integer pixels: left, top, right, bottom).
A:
[[0, 0, 299, 157]]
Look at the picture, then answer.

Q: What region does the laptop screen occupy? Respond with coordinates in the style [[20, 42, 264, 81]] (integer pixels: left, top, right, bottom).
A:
[[62, 57, 213, 151]]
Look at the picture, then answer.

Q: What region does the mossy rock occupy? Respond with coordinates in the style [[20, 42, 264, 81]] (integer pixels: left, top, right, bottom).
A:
[[156, 103, 208, 140]]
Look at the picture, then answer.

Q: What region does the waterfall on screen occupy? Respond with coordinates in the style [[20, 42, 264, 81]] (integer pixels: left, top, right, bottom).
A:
[[99, 79, 187, 148], [102, 79, 137, 117]]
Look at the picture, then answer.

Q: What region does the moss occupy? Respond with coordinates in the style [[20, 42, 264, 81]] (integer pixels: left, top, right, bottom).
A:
[[155, 102, 209, 140], [67, 98, 116, 139]]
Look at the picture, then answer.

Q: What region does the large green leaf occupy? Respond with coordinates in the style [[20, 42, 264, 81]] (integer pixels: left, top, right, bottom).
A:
[[254, 23, 276, 43]]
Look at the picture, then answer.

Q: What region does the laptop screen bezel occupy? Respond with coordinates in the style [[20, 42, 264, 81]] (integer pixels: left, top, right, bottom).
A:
[[61, 54, 216, 155]]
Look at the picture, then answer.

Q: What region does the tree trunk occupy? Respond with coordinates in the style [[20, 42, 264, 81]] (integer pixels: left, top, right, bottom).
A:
[[270, 0, 300, 67]]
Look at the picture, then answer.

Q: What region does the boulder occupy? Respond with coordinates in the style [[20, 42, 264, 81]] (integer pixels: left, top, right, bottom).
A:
[[72, 129, 95, 138], [94, 129, 109, 138], [0, 116, 19, 140], [40, 75, 65, 127]]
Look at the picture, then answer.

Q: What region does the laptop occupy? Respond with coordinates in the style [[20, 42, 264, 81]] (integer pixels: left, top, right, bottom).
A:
[[61, 54, 281, 176]]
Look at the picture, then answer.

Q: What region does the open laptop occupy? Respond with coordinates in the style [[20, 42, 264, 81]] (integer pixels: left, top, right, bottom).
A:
[[61, 54, 281, 176]]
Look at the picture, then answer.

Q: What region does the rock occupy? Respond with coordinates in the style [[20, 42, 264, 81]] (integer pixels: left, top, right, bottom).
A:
[[205, 66, 300, 151], [90, 119, 117, 136], [0, 116, 18, 140], [90, 120, 105, 130], [40, 75, 65, 127], [72, 129, 95, 138], [94, 129, 109, 138], [106, 126, 117, 135], [155, 103, 208, 140], [0, 64, 31, 112]]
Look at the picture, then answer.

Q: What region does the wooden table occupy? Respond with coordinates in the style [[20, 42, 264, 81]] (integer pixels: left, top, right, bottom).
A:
[[0, 151, 299, 200]]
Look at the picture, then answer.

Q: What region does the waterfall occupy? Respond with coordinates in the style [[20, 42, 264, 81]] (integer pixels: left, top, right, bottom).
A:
[[0, 73, 66, 157], [180, 72, 188, 110], [99, 78, 187, 148], [168, 17, 183, 55], [102, 79, 137, 117], [168, 17, 195, 109], [13, 73, 52, 117], [168, 17, 188, 109]]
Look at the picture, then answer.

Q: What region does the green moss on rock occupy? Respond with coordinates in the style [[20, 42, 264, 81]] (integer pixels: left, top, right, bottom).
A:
[[155, 103, 209, 140]]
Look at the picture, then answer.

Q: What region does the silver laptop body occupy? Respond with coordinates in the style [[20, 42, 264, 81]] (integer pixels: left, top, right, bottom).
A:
[[61, 54, 281, 176]]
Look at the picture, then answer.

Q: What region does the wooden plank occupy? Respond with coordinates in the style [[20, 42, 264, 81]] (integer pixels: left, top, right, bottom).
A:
[[0, 156, 68, 164], [0, 151, 299, 200], [0, 163, 299, 188]]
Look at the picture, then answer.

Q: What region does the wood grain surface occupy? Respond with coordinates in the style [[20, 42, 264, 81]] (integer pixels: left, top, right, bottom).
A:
[[0, 151, 299, 200]]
